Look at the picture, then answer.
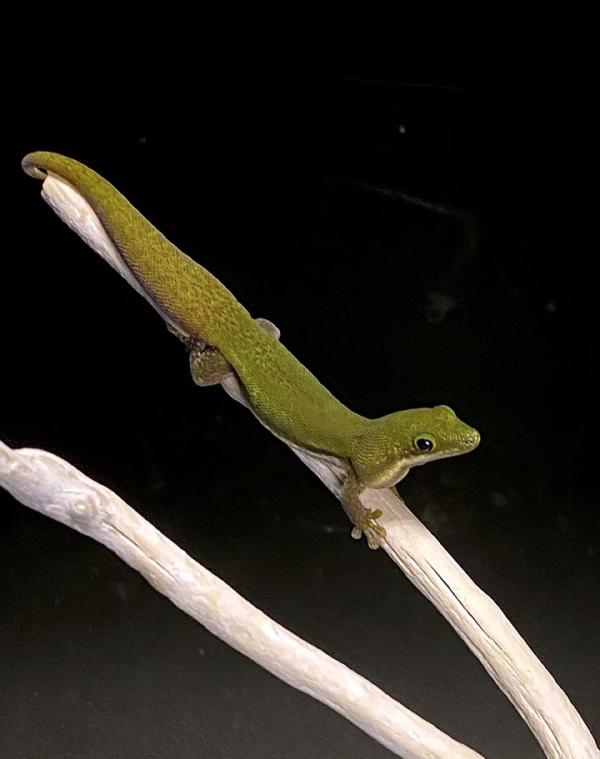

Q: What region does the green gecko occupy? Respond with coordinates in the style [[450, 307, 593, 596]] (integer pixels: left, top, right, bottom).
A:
[[22, 151, 480, 549]]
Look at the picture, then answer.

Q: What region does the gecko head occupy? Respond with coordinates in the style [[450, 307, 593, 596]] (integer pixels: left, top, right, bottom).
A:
[[351, 405, 480, 489]]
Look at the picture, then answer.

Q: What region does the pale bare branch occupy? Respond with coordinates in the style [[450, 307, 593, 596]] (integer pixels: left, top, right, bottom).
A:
[[0, 439, 485, 759], [13, 171, 597, 759]]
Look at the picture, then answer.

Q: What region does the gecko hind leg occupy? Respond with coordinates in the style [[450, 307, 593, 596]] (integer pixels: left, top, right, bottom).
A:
[[189, 317, 282, 386], [340, 476, 387, 550], [255, 317, 281, 339], [190, 347, 234, 386]]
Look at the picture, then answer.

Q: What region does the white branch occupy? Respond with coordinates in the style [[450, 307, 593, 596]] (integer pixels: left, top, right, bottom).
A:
[[14, 172, 598, 759], [0, 439, 485, 759], [224, 377, 600, 759]]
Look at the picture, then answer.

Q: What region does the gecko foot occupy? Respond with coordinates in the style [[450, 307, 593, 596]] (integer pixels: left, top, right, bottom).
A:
[[341, 478, 387, 550], [350, 508, 387, 550]]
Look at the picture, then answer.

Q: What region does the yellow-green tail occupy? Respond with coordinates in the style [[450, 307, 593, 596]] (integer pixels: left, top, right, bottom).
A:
[[22, 151, 250, 347]]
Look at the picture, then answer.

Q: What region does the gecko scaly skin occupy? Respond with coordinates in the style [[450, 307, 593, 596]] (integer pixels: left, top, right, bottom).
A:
[[22, 151, 480, 548]]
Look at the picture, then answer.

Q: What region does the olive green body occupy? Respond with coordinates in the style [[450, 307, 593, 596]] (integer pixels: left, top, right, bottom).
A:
[[23, 151, 480, 546], [23, 152, 367, 455]]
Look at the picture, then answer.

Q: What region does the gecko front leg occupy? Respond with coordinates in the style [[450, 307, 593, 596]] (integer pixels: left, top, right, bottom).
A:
[[340, 474, 387, 550]]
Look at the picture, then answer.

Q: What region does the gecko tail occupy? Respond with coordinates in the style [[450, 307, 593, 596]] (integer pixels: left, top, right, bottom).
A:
[[22, 151, 250, 346]]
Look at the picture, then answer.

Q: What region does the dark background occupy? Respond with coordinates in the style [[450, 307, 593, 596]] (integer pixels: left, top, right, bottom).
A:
[[1, 73, 597, 758]]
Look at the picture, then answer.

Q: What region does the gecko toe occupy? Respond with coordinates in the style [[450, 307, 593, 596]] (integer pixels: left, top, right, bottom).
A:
[[352, 508, 387, 549]]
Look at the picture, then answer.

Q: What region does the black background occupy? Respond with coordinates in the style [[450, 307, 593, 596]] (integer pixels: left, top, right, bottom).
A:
[[1, 71, 597, 758]]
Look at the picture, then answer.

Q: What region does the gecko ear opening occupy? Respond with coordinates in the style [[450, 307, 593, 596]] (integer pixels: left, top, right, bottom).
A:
[[351, 430, 410, 489]]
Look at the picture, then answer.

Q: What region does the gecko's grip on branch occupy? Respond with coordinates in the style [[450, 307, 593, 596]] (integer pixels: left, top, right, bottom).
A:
[[8, 165, 598, 759]]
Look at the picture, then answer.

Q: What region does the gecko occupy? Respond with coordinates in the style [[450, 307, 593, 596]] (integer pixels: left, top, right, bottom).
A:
[[22, 151, 480, 549]]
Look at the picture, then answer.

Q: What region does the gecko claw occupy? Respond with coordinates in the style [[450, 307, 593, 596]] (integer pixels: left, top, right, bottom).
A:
[[352, 508, 387, 549]]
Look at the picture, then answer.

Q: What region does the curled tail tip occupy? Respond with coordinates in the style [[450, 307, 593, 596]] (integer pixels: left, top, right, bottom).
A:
[[22, 151, 53, 179], [21, 151, 78, 181]]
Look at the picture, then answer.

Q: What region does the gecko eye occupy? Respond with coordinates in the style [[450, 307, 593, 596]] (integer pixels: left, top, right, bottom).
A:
[[414, 436, 435, 453]]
